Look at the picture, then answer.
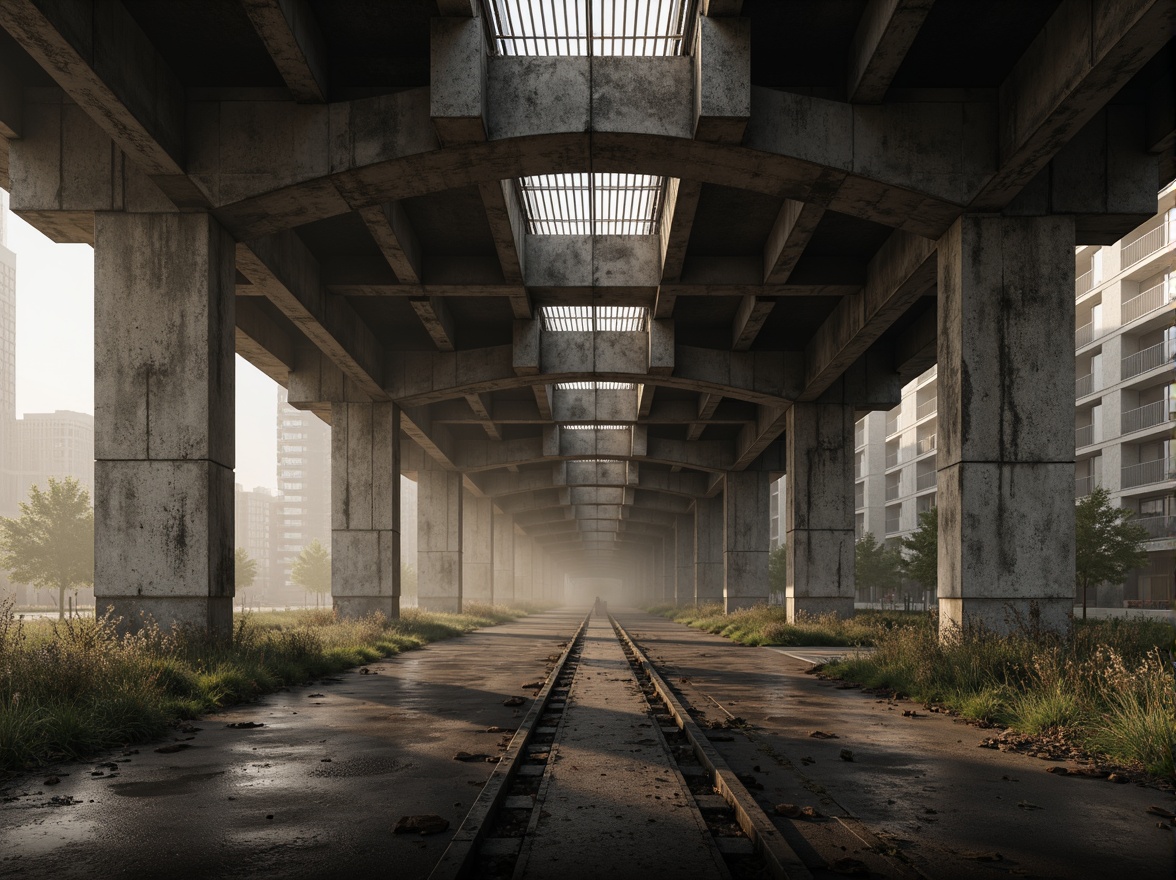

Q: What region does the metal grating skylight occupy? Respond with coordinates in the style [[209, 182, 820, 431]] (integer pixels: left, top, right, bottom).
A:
[[483, 0, 695, 57], [541, 305, 648, 331], [519, 173, 665, 235], [556, 381, 636, 390], [562, 424, 630, 430]]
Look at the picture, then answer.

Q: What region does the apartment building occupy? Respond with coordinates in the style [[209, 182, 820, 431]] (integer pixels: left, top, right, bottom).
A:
[[235, 483, 280, 597], [856, 183, 1176, 608], [275, 387, 332, 589], [14, 410, 95, 502]]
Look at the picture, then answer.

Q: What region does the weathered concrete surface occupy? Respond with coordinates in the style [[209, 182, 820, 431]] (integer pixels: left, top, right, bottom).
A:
[[937, 216, 1076, 634], [417, 468, 462, 612], [675, 513, 695, 604], [331, 401, 400, 619], [785, 402, 856, 620], [492, 510, 514, 604], [93, 212, 235, 637], [0, 610, 584, 880], [723, 470, 769, 610], [616, 611, 1175, 880], [461, 492, 493, 604], [694, 494, 724, 603], [515, 615, 727, 880]]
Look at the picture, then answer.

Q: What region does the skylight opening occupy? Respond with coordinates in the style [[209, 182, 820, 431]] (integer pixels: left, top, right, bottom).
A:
[[483, 0, 696, 57], [541, 305, 647, 332], [518, 173, 665, 235], [562, 424, 630, 430], [556, 381, 636, 390]]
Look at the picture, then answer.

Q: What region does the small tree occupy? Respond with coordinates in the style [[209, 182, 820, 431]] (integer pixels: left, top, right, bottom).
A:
[[1075, 486, 1148, 619], [768, 544, 788, 598], [292, 539, 331, 607], [855, 532, 902, 604], [235, 548, 258, 611], [0, 478, 94, 619], [901, 507, 938, 595]]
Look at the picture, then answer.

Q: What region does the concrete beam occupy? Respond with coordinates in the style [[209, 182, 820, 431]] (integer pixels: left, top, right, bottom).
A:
[[235, 298, 296, 386], [0, 0, 204, 206], [847, 0, 935, 104], [731, 295, 775, 350], [802, 230, 937, 400], [236, 231, 387, 400], [411, 296, 457, 351], [359, 202, 422, 284], [763, 200, 825, 283], [659, 178, 704, 290], [242, 0, 329, 103], [694, 16, 751, 144]]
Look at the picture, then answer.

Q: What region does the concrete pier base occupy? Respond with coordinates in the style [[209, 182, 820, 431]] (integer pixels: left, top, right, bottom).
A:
[[937, 215, 1077, 636], [694, 494, 724, 603], [724, 471, 769, 610], [417, 467, 463, 612], [786, 402, 856, 621], [331, 402, 400, 620], [93, 213, 235, 638]]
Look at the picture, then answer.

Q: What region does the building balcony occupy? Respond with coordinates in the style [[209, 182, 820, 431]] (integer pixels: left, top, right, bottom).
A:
[[915, 470, 936, 491], [1120, 222, 1170, 270], [915, 398, 936, 420], [1075, 267, 1095, 298], [1121, 341, 1171, 381], [885, 414, 899, 436], [1135, 515, 1176, 541], [1121, 280, 1169, 325], [885, 511, 901, 534], [885, 451, 900, 469], [915, 434, 936, 456], [1075, 475, 1097, 497], [886, 481, 901, 502], [1121, 400, 1170, 435], [1075, 424, 1094, 447], [1121, 458, 1173, 490]]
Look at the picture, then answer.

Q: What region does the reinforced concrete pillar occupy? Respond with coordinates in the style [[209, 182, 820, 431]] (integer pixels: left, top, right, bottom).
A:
[[785, 402, 856, 620], [532, 545, 545, 599], [331, 402, 401, 619], [724, 471, 770, 610], [515, 533, 533, 599], [462, 492, 494, 604], [93, 213, 235, 637], [695, 495, 725, 603], [937, 215, 1076, 634], [417, 468, 462, 611], [675, 514, 695, 604], [492, 511, 514, 604], [662, 537, 675, 601]]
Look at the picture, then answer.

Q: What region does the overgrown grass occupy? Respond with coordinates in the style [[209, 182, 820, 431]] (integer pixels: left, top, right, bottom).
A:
[[0, 599, 543, 771], [653, 603, 1176, 778], [646, 602, 917, 647]]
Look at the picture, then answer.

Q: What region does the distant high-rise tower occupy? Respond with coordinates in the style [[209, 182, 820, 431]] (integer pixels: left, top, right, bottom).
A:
[[275, 387, 331, 587], [14, 410, 95, 502], [0, 190, 18, 519]]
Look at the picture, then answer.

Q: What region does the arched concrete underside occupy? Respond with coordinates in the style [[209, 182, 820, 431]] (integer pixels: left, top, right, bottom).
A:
[[0, 0, 1172, 633]]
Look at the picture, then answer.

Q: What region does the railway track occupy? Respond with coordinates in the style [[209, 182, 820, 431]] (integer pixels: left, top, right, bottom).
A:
[[432, 610, 910, 880]]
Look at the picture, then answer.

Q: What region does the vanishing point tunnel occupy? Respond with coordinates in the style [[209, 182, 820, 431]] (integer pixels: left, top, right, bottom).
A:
[[4, 0, 1174, 634]]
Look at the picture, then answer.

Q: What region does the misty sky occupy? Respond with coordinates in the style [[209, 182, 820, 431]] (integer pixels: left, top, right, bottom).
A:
[[7, 205, 281, 491]]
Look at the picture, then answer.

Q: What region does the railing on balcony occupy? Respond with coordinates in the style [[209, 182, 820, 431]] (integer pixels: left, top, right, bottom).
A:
[[885, 509, 901, 533], [1121, 400, 1169, 434], [1075, 268, 1095, 298], [1121, 458, 1171, 489], [916, 434, 936, 455], [854, 424, 865, 449], [1134, 515, 1176, 540], [1075, 475, 1096, 497], [854, 483, 865, 510], [885, 414, 900, 435], [916, 470, 936, 491], [1121, 223, 1170, 269], [1076, 323, 1093, 348], [1075, 373, 1093, 398], [1121, 281, 1168, 325], [1122, 341, 1171, 380], [885, 450, 899, 469], [1075, 424, 1094, 447], [915, 398, 936, 420], [885, 481, 901, 502]]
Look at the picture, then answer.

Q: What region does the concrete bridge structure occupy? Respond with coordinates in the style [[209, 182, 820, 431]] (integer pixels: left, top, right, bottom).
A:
[[0, 0, 1172, 637]]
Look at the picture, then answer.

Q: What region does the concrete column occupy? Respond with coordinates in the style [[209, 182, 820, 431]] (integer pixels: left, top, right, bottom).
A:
[[331, 402, 400, 619], [531, 545, 545, 599], [724, 471, 770, 610], [461, 491, 494, 604], [694, 495, 724, 603], [662, 537, 675, 601], [785, 402, 856, 620], [515, 533, 533, 599], [675, 513, 695, 604], [93, 213, 235, 637], [492, 511, 514, 604], [417, 468, 462, 611], [937, 215, 1076, 634]]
